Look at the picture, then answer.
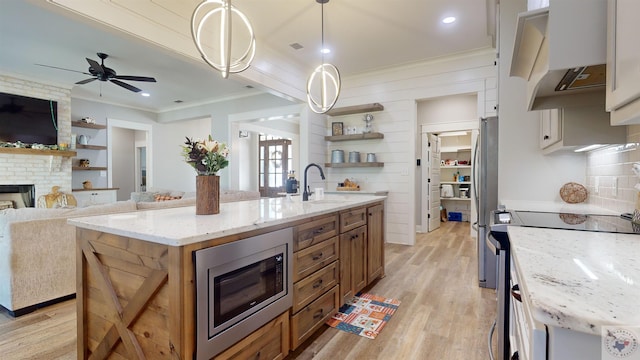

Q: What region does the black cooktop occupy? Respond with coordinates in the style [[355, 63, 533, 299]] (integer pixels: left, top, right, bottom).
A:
[[511, 210, 640, 234]]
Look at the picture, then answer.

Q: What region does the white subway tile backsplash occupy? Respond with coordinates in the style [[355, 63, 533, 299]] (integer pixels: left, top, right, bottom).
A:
[[586, 126, 640, 213]]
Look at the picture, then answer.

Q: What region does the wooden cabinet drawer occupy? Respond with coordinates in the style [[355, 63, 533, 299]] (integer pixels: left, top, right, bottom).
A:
[[293, 236, 338, 282], [292, 261, 339, 314], [340, 206, 367, 233], [290, 285, 339, 350], [293, 214, 339, 251], [214, 311, 289, 360]]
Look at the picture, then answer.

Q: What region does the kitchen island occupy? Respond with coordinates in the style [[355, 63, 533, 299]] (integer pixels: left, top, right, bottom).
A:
[[507, 226, 640, 359], [69, 194, 386, 359]]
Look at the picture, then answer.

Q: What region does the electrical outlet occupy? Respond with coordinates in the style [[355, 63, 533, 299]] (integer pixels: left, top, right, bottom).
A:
[[613, 176, 618, 197], [594, 176, 599, 194]]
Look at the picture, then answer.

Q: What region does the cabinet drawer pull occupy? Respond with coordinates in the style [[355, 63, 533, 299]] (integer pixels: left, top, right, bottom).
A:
[[313, 226, 325, 234], [351, 234, 359, 240], [312, 279, 323, 289], [312, 252, 323, 260], [313, 309, 324, 319], [511, 284, 522, 303], [255, 351, 261, 360]]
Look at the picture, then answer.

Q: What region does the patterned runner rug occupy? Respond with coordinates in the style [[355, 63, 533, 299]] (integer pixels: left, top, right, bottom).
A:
[[326, 292, 401, 339]]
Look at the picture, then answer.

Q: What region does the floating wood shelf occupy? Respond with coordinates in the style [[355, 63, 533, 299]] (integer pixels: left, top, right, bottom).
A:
[[72, 166, 108, 171], [325, 132, 384, 141], [0, 148, 76, 157], [75, 144, 107, 150], [71, 121, 107, 129], [325, 162, 384, 168], [326, 103, 384, 116]]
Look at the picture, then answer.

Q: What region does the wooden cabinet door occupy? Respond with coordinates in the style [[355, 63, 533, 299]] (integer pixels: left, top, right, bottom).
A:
[[340, 226, 366, 303], [367, 203, 384, 284]]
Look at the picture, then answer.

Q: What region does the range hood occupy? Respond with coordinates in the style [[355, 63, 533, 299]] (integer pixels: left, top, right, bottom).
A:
[[510, 0, 607, 110]]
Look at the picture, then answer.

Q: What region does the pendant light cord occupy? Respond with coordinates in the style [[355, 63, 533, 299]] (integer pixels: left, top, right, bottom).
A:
[[321, 2, 325, 64]]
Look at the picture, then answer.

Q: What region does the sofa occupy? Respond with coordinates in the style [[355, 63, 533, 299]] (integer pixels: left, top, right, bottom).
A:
[[0, 189, 260, 316]]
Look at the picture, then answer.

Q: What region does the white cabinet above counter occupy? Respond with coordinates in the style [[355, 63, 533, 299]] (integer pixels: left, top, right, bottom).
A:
[[606, 0, 640, 125], [538, 106, 626, 154]]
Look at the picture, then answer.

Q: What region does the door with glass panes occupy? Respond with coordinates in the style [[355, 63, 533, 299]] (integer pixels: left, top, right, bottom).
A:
[[259, 135, 292, 197]]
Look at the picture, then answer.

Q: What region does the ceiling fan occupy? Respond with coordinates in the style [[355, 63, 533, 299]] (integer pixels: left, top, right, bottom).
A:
[[36, 52, 156, 93]]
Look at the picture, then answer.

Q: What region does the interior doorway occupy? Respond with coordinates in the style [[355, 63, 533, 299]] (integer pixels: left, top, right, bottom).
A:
[[107, 119, 152, 201]]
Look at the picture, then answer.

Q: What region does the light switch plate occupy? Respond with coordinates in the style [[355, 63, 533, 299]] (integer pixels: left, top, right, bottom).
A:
[[594, 176, 599, 194], [613, 176, 618, 197]]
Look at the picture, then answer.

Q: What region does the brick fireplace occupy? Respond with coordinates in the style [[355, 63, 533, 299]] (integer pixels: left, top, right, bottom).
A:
[[0, 75, 73, 201]]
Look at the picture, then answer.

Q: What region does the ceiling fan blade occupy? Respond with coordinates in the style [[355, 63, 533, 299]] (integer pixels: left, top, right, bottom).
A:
[[76, 78, 97, 85], [34, 63, 92, 75], [110, 79, 142, 93], [114, 75, 157, 83], [86, 58, 104, 75]]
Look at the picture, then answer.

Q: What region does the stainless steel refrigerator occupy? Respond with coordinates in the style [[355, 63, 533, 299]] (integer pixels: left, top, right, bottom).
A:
[[473, 116, 498, 289]]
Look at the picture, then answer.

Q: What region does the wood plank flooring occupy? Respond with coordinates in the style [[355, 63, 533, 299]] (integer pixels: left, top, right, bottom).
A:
[[0, 221, 496, 360]]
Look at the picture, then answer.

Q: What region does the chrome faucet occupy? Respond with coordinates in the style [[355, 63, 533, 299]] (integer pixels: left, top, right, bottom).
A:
[[302, 163, 325, 201]]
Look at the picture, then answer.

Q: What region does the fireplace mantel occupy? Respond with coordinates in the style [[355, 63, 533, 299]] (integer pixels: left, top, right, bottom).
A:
[[0, 148, 76, 157]]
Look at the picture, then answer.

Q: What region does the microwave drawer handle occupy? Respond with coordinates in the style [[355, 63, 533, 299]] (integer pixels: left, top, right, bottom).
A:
[[312, 252, 324, 260], [511, 284, 522, 303]]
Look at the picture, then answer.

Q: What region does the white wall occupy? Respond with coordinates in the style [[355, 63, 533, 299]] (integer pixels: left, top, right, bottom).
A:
[[111, 127, 135, 200], [497, 0, 587, 205], [71, 98, 156, 190], [416, 94, 478, 228], [153, 117, 211, 192], [331, 50, 497, 245]]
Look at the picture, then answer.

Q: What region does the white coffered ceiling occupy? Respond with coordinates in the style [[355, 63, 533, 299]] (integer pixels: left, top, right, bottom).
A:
[[0, 0, 495, 113]]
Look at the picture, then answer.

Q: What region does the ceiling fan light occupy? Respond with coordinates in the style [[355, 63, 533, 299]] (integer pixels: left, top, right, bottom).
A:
[[141, 92, 150, 97]]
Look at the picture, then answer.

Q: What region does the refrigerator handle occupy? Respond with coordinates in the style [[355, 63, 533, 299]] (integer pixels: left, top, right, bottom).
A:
[[472, 133, 480, 212]]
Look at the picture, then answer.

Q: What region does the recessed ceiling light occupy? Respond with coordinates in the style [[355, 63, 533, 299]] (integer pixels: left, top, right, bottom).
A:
[[442, 16, 456, 24], [321, 48, 331, 54], [141, 92, 150, 97]]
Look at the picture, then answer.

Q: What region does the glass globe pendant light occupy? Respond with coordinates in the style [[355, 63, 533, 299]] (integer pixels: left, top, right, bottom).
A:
[[191, 0, 256, 79], [306, 0, 341, 114]]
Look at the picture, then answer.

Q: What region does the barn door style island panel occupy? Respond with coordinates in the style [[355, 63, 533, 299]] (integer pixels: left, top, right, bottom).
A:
[[69, 194, 385, 360]]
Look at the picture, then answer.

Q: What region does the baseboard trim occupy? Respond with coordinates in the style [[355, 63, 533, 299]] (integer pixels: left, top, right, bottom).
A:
[[1, 294, 76, 317]]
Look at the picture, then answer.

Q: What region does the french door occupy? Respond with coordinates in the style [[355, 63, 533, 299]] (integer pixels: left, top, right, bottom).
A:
[[258, 136, 292, 197]]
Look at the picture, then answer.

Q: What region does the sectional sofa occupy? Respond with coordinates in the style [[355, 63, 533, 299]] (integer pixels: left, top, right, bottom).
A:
[[0, 189, 260, 316]]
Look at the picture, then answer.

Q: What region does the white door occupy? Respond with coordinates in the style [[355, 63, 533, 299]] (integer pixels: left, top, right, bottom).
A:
[[427, 134, 441, 232]]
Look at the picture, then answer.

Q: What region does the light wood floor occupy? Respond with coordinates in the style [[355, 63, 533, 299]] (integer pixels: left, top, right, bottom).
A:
[[0, 221, 496, 360]]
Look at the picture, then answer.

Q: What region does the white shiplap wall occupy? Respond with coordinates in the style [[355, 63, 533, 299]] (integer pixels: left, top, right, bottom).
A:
[[322, 50, 497, 245]]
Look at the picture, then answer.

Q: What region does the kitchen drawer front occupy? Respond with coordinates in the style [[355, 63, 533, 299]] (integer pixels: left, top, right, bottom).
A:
[[292, 261, 339, 314], [339, 206, 367, 233], [293, 236, 338, 282], [214, 311, 289, 360], [290, 285, 339, 350], [293, 214, 339, 251]]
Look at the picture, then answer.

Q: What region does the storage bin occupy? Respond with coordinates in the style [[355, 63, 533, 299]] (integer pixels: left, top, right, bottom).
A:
[[448, 212, 462, 222]]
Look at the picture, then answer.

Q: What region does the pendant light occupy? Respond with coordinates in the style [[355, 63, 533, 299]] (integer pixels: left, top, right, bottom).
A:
[[191, 0, 256, 79], [306, 0, 341, 114]]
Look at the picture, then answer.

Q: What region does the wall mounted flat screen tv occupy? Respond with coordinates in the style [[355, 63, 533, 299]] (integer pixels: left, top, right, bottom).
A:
[[0, 92, 58, 145]]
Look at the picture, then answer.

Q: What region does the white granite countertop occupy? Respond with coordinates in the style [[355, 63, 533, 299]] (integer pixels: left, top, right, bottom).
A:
[[68, 194, 386, 247], [500, 199, 620, 215], [508, 226, 640, 335]]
